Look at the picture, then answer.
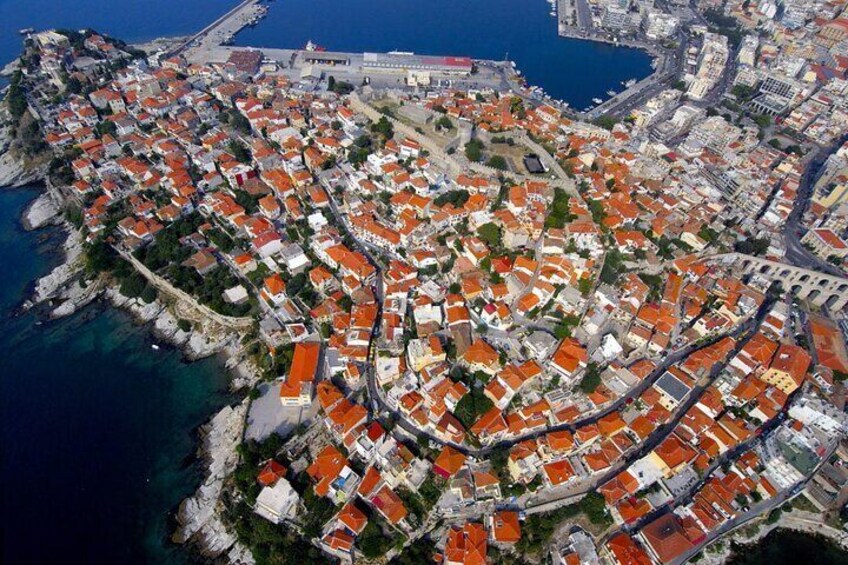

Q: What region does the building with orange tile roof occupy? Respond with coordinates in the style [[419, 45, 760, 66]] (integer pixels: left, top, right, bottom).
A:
[[489, 510, 521, 544], [369, 485, 409, 526], [337, 502, 368, 535], [639, 513, 703, 564], [444, 522, 488, 565], [604, 533, 653, 565], [760, 343, 811, 393], [306, 445, 358, 502], [279, 342, 321, 406], [551, 338, 589, 379], [433, 446, 467, 479], [461, 339, 501, 375]]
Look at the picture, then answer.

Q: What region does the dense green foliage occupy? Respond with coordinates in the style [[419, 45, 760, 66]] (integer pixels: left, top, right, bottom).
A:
[[600, 248, 625, 285], [477, 222, 502, 248], [516, 492, 611, 554], [453, 387, 494, 429], [578, 362, 602, 394], [487, 155, 507, 170], [545, 188, 574, 229], [370, 116, 394, 140], [6, 71, 28, 118], [465, 139, 484, 162], [434, 189, 470, 208]]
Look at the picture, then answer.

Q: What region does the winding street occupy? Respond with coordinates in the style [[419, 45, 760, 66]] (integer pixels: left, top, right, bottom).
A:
[[319, 175, 780, 475], [781, 134, 848, 278]]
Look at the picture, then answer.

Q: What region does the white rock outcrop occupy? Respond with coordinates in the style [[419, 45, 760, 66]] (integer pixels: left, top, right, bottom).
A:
[[173, 400, 251, 560], [21, 191, 60, 230]]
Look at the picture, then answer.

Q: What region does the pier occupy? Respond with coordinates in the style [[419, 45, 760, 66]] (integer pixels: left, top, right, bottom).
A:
[[171, 0, 267, 60], [172, 0, 677, 121]]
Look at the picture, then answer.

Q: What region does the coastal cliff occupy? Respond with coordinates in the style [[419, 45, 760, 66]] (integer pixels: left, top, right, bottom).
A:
[[0, 105, 46, 187], [173, 399, 255, 564]]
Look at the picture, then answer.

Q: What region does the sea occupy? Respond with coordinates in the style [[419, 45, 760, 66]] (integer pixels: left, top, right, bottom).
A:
[[234, 0, 654, 110], [0, 1, 844, 564], [0, 187, 233, 563]]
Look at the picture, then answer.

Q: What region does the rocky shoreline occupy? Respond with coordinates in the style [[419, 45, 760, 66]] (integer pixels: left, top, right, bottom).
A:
[[172, 398, 255, 564], [696, 507, 848, 564], [0, 105, 46, 188], [13, 179, 260, 561]]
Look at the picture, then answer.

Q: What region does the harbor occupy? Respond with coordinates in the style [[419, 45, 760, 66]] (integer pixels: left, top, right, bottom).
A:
[[168, 0, 660, 118]]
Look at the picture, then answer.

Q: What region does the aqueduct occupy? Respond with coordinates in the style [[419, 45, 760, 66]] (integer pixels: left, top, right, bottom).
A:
[[709, 253, 848, 311]]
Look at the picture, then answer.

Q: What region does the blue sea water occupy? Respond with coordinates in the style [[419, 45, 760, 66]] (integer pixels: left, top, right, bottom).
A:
[[0, 188, 234, 564], [234, 0, 655, 109], [0, 0, 653, 110], [0, 0, 235, 67], [0, 2, 827, 564]]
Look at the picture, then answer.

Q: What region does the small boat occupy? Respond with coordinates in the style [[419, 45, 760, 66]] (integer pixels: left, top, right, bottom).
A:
[[624, 78, 637, 88], [607, 90, 616, 96], [550, 11, 556, 16], [19, 28, 34, 35], [592, 97, 603, 104], [151, 344, 160, 350]]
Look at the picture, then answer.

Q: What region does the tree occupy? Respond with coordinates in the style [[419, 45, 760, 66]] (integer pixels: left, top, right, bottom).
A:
[[370, 116, 394, 139], [453, 389, 493, 429], [465, 139, 484, 162], [579, 492, 611, 525], [228, 139, 251, 163], [119, 273, 147, 298], [434, 189, 470, 208], [732, 84, 754, 100], [6, 71, 28, 118], [593, 114, 618, 131], [140, 284, 158, 304], [358, 521, 393, 558], [578, 276, 593, 296], [95, 119, 117, 138], [477, 223, 502, 248], [226, 109, 251, 134], [436, 115, 453, 130], [579, 363, 602, 394], [487, 155, 507, 170]]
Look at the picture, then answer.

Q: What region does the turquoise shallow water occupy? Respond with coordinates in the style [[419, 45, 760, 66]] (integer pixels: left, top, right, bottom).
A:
[[0, 188, 233, 564]]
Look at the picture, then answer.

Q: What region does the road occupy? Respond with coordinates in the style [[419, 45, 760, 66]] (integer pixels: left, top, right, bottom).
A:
[[521, 294, 774, 514], [668, 442, 841, 565], [782, 134, 848, 278]]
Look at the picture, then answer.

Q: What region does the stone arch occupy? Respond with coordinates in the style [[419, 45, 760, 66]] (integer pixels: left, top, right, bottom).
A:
[[759, 264, 771, 275], [825, 294, 842, 309]]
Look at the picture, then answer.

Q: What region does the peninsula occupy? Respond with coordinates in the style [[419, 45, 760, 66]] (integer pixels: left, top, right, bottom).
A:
[[3, 0, 848, 564]]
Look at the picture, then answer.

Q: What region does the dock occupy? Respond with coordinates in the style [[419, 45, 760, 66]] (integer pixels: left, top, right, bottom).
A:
[[171, 0, 267, 60]]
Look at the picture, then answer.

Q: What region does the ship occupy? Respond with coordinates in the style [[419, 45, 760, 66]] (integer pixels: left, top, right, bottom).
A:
[[304, 40, 327, 52]]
